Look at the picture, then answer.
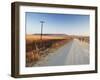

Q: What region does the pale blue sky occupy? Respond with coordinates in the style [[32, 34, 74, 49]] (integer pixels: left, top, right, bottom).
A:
[[25, 12, 90, 36]]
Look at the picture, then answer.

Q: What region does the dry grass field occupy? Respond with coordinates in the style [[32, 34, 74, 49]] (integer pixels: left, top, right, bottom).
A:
[[26, 34, 73, 67]]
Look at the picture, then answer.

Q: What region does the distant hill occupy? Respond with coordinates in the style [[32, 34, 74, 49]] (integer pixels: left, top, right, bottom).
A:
[[33, 34, 69, 37]]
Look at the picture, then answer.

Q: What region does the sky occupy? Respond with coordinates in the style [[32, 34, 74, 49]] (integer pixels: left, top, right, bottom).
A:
[[25, 12, 90, 36]]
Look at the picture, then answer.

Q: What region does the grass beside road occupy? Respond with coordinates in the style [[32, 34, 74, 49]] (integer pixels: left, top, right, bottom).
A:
[[26, 34, 73, 67]]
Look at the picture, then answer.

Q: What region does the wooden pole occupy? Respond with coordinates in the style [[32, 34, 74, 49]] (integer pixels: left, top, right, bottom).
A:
[[40, 21, 45, 47]]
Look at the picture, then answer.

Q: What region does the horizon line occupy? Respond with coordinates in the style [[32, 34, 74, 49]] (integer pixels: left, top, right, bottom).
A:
[[26, 33, 89, 36]]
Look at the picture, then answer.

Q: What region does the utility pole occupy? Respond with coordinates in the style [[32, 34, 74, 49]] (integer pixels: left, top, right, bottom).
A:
[[40, 21, 45, 47]]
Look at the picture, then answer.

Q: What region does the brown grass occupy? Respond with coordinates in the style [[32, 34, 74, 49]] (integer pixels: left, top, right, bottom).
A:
[[26, 34, 73, 67]]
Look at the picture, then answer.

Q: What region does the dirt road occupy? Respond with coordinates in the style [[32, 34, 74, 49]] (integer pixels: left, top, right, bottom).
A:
[[34, 39, 89, 66]]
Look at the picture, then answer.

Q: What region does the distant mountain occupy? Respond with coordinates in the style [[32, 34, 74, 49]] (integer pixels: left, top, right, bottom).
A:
[[33, 34, 69, 37]]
